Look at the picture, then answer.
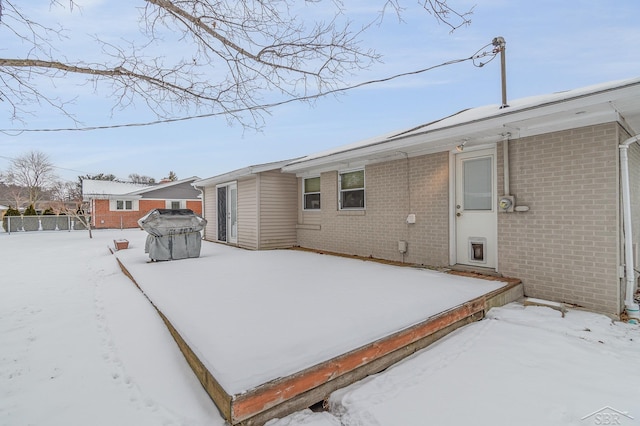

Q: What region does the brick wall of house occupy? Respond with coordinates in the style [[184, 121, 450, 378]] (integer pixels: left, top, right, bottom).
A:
[[296, 122, 628, 314], [296, 151, 450, 266], [186, 200, 203, 215], [92, 199, 201, 229], [92, 199, 162, 229], [497, 123, 621, 314]]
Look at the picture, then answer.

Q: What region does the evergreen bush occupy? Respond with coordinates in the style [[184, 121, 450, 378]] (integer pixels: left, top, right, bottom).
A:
[[24, 204, 37, 216], [3, 207, 22, 232], [22, 204, 39, 231]]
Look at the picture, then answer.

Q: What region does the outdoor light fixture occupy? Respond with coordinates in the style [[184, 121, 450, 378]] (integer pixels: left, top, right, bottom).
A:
[[456, 141, 467, 152]]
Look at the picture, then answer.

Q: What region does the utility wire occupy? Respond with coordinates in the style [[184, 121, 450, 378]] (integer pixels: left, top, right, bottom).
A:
[[0, 42, 497, 134]]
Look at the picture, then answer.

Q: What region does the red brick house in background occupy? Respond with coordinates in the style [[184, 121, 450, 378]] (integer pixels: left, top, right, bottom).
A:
[[82, 177, 203, 229]]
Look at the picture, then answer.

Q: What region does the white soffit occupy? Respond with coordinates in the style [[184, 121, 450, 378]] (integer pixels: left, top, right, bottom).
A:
[[283, 77, 640, 174]]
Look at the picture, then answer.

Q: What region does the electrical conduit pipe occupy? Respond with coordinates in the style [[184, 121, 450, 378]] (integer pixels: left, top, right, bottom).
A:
[[619, 134, 640, 318]]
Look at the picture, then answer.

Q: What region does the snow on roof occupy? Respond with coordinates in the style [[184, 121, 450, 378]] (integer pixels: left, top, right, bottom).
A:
[[284, 76, 640, 169], [194, 158, 301, 187], [126, 176, 199, 196], [82, 179, 151, 197]]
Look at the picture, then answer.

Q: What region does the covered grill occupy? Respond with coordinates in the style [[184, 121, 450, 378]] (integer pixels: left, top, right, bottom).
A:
[[138, 209, 207, 261]]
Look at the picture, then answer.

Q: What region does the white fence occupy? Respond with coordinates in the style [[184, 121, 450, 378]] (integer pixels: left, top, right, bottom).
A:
[[2, 215, 88, 234]]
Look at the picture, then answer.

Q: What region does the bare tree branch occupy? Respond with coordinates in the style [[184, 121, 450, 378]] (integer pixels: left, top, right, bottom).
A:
[[3, 150, 59, 206], [0, 0, 473, 128], [421, 0, 473, 32]]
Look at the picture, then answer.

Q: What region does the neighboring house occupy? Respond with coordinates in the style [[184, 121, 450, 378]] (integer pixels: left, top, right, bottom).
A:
[[193, 160, 298, 250], [82, 177, 203, 229], [197, 77, 640, 316]]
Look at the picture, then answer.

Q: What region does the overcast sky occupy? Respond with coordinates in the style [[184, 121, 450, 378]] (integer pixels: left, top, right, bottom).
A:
[[2, 0, 640, 183]]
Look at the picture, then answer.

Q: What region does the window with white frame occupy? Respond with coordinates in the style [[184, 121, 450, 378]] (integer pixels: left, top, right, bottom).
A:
[[167, 200, 183, 209], [339, 169, 365, 209], [303, 177, 321, 210], [116, 200, 133, 210]]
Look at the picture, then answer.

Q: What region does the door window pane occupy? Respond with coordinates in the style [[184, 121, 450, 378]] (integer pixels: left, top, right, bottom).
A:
[[463, 157, 492, 210], [217, 187, 227, 242]]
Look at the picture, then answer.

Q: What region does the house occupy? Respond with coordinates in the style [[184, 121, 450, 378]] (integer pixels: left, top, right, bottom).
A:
[[197, 77, 640, 316], [192, 160, 298, 249], [82, 177, 203, 229]]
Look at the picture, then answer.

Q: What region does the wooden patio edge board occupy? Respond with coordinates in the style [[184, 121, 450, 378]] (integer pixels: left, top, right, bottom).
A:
[[114, 254, 522, 426], [114, 256, 233, 419], [232, 299, 486, 425]]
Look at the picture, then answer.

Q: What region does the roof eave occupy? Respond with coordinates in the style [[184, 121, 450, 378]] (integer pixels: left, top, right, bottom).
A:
[[193, 159, 300, 187], [283, 80, 640, 174]]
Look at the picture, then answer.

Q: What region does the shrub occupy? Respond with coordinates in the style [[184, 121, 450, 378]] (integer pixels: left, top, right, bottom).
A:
[[5, 207, 20, 216], [2, 207, 22, 232], [24, 204, 37, 216], [22, 204, 38, 231]]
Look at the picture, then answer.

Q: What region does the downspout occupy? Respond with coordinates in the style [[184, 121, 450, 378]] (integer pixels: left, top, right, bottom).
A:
[[619, 134, 640, 317], [192, 183, 206, 239], [503, 133, 511, 196]]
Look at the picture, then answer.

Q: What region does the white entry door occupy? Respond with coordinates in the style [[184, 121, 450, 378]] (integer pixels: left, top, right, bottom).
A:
[[216, 182, 238, 244], [455, 148, 497, 268]]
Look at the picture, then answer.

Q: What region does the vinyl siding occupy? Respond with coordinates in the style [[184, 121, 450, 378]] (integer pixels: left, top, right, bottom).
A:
[[258, 171, 298, 249], [202, 185, 217, 242], [238, 177, 258, 249], [140, 181, 201, 200]]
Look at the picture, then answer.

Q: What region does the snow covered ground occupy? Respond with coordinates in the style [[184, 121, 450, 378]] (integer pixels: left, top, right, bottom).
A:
[[113, 231, 504, 394], [1, 229, 639, 426]]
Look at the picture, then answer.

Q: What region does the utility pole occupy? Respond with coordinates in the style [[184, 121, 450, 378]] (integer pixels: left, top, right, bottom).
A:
[[492, 37, 508, 109]]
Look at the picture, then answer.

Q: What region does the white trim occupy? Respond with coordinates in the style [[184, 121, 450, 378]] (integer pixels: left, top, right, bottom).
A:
[[215, 181, 238, 245], [338, 168, 366, 211], [109, 199, 139, 211], [165, 200, 186, 209], [194, 159, 300, 187], [282, 78, 640, 175], [302, 176, 321, 211], [448, 152, 456, 265], [450, 146, 498, 271]]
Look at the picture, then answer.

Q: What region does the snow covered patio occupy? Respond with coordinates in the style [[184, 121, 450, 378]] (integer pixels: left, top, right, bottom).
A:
[[113, 229, 522, 425], [4, 229, 640, 426]]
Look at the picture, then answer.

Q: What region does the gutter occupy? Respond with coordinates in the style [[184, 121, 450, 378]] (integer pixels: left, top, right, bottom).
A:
[[619, 134, 640, 318], [194, 158, 301, 187], [284, 79, 640, 173]]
